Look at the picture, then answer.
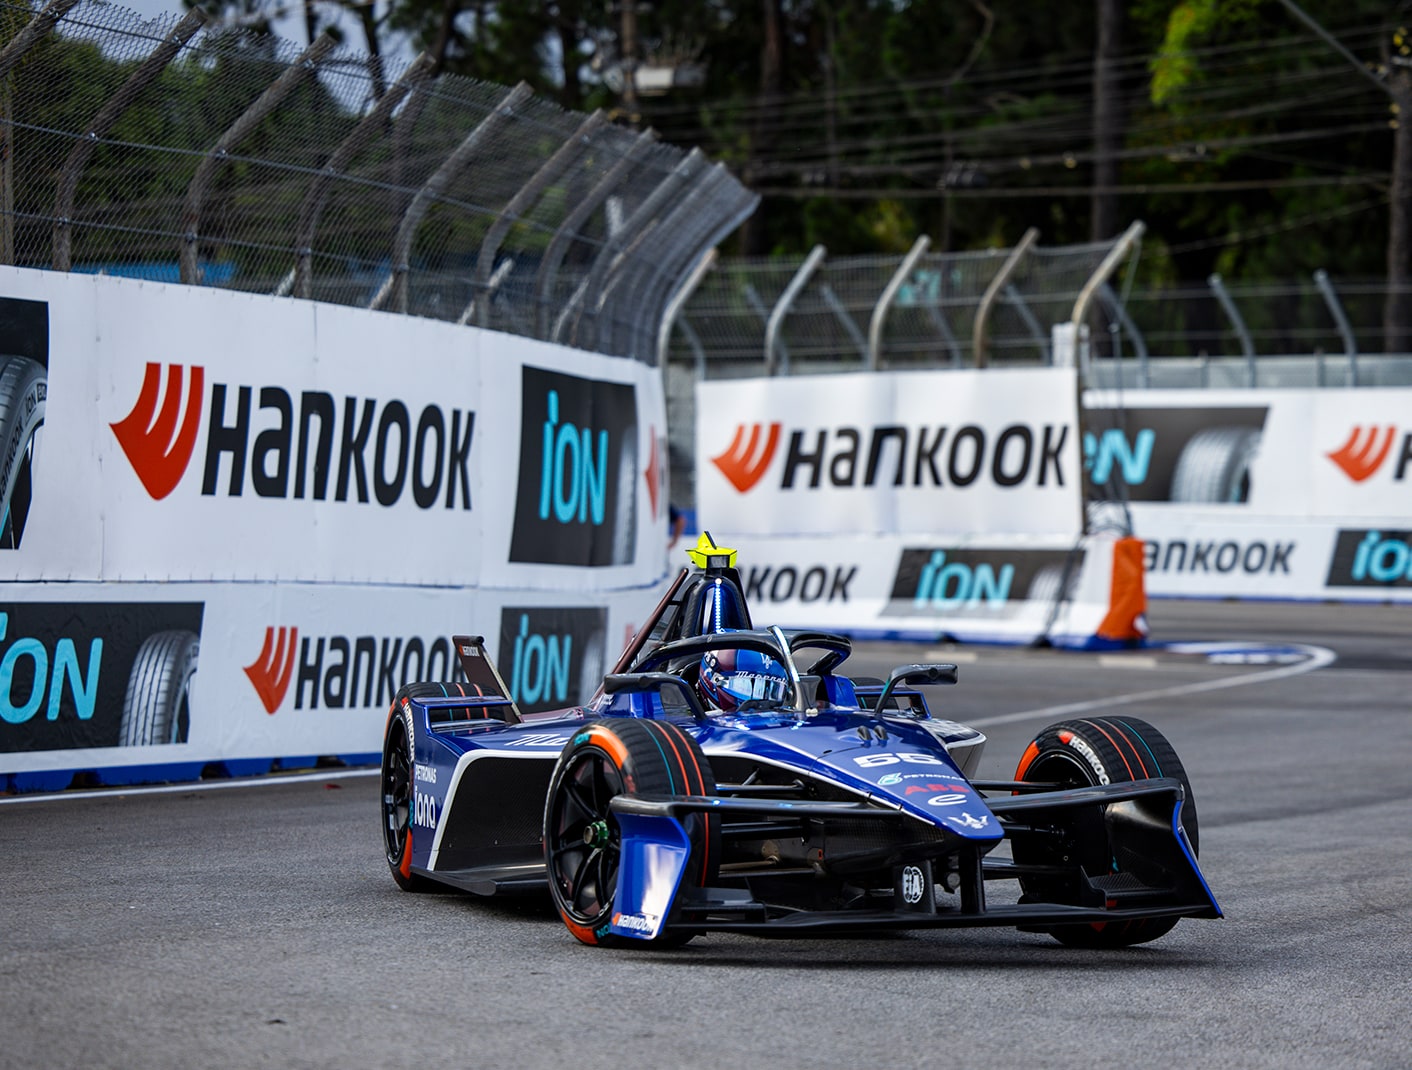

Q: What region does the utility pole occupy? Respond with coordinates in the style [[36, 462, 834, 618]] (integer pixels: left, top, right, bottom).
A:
[[619, 0, 639, 127]]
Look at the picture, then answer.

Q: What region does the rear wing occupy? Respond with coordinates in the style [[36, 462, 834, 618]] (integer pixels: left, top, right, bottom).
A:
[[451, 635, 522, 724]]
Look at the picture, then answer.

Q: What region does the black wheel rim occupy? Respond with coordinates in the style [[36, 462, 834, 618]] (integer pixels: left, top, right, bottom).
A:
[[382, 724, 413, 862], [547, 747, 624, 925]]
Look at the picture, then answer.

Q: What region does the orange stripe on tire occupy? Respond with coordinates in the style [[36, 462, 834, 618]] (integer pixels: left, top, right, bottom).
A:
[[587, 725, 630, 767], [1079, 719, 1137, 780], [1014, 741, 1041, 781]]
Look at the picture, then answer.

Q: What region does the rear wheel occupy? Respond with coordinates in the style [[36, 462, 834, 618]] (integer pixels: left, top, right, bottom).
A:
[[1013, 716, 1198, 948], [544, 718, 717, 947]]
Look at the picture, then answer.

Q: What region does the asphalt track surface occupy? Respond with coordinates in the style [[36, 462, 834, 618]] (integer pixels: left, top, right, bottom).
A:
[[2, 600, 1409, 1070]]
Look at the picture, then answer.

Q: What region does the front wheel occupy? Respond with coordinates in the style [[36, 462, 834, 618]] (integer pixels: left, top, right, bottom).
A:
[[543, 718, 717, 947], [1013, 716, 1199, 948], [381, 705, 436, 892]]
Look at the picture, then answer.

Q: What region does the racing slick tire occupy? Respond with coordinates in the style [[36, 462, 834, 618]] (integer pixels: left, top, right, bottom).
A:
[[118, 630, 199, 746], [0, 355, 45, 549], [381, 700, 438, 892], [1012, 716, 1199, 948], [544, 718, 718, 948]]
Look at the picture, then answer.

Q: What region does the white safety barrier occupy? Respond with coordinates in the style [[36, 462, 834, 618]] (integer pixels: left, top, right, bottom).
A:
[[0, 267, 669, 789], [693, 370, 1146, 646], [1086, 388, 1412, 602], [696, 367, 1084, 539]]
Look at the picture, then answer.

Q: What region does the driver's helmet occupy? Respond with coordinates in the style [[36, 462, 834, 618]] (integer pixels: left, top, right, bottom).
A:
[[699, 636, 790, 712]]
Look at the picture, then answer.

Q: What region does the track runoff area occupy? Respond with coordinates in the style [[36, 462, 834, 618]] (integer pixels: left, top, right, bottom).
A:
[[2, 599, 1408, 1070]]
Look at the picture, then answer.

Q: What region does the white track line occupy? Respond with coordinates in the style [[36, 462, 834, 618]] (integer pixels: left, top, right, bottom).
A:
[[967, 643, 1337, 729], [5, 644, 1338, 804], [0, 767, 377, 805]]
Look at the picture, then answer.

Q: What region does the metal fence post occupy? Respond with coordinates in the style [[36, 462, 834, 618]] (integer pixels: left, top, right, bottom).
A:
[[1098, 281, 1149, 386], [867, 235, 930, 370], [1208, 272, 1256, 386], [1313, 269, 1360, 386], [562, 147, 706, 347], [973, 227, 1038, 368], [658, 247, 718, 367], [373, 80, 533, 313], [1071, 220, 1144, 380], [179, 33, 338, 286], [469, 109, 605, 328], [291, 52, 434, 299], [53, 7, 207, 271], [533, 127, 659, 339], [767, 244, 826, 376]]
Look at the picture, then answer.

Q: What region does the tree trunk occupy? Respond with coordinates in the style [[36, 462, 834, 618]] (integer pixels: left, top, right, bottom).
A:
[[1091, 0, 1123, 243], [1386, 69, 1412, 353]]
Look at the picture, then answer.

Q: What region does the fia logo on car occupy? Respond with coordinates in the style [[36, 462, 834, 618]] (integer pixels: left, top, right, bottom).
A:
[[901, 866, 926, 905]]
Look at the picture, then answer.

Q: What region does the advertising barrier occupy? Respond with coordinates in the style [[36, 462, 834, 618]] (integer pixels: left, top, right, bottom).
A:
[[1086, 388, 1412, 602], [0, 266, 669, 790], [687, 533, 1120, 647], [696, 367, 1083, 539]]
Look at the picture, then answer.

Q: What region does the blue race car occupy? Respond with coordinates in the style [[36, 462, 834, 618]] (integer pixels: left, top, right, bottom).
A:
[[381, 536, 1220, 948]]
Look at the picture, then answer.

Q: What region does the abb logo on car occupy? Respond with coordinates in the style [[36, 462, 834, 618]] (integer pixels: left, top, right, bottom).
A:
[[1326, 425, 1402, 483], [712, 423, 782, 493]]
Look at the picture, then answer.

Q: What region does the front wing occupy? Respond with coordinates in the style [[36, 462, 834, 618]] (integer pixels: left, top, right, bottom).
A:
[[606, 778, 1222, 940]]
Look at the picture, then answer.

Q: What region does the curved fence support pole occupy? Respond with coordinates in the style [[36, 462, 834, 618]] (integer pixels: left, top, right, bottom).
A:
[[1071, 220, 1144, 379], [180, 32, 337, 285], [533, 128, 659, 339], [867, 234, 930, 370], [373, 80, 533, 313], [291, 52, 434, 299], [973, 226, 1038, 368], [1313, 268, 1360, 386], [468, 109, 605, 327], [561, 147, 706, 347], [0, 0, 81, 81], [598, 162, 732, 357], [53, 7, 207, 271], [658, 246, 717, 367], [1208, 272, 1256, 385], [767, 244, 826, 376]]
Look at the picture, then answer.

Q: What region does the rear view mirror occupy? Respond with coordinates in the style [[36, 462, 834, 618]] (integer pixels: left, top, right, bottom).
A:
[[874, 662, 959, 713]]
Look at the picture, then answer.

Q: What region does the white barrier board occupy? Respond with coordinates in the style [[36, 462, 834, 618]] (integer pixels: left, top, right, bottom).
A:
[[1085, 388, 1412, 601], [697, 368, 1083, 538]]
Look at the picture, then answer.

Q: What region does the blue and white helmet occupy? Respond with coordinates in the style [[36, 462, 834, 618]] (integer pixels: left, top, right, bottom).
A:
[[699, 636, 790, 712]]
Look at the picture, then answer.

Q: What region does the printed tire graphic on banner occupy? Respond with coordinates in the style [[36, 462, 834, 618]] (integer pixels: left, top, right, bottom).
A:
[[0, 356, 45, 549], [0, 602, 203, 753], [1170, 427, 1261, 503], [1084, 406, 1266, 503], [118, 630, 199, 746], [510, 367, 637, 567]]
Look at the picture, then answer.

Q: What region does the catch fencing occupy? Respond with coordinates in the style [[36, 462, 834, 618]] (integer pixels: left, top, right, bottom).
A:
[[0, 0, 756, 365]]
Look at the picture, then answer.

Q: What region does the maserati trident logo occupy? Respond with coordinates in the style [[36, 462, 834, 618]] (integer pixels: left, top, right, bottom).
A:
[[1327, 425, 1396, 482], [711, 422, 781, 493], [110, 362, 205, 500], [244, 626, 298, 714]]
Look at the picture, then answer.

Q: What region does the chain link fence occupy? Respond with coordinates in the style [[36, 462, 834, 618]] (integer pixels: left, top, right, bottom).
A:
[[0, 0, 757, 364]]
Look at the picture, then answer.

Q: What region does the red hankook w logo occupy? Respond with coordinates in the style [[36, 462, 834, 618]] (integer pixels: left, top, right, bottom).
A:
[[110, 362, 205, 499], [712, 423, 781, 493], [244, 626, 298, 714], [1327, 425, 1396, 483]]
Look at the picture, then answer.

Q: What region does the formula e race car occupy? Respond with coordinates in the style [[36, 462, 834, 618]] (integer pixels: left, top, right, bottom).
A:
[[380, 536, 1221, 948]]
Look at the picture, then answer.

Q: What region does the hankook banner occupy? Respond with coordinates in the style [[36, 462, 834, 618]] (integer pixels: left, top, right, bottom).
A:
[[696, 368, 1083, 539]]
